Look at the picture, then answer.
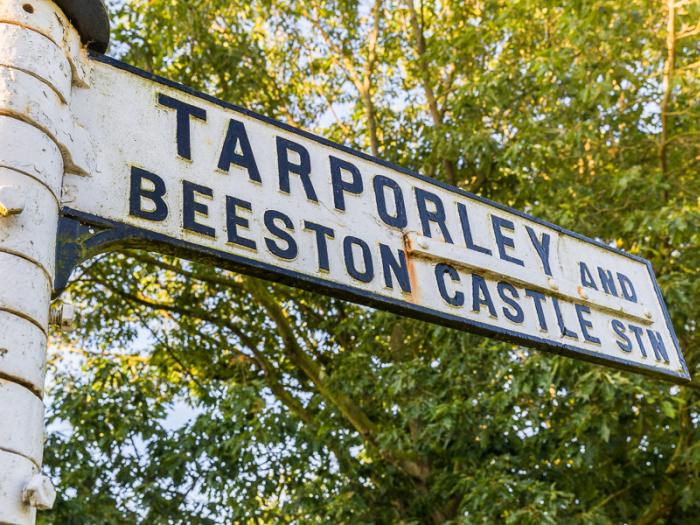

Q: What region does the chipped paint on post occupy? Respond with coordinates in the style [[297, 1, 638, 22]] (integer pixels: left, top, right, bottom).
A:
[[0, 1, 107, 523]]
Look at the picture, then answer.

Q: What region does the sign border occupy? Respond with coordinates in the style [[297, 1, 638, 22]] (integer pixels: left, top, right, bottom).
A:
[[70, 52, 689, 384]]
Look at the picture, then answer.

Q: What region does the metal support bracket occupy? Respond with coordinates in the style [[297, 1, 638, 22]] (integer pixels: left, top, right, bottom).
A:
[[53, 212, 129, 298]]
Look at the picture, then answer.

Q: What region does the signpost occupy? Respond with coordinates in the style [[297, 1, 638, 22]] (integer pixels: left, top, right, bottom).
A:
[[0, 1, 690, 523], [59, 53, 689, 384]]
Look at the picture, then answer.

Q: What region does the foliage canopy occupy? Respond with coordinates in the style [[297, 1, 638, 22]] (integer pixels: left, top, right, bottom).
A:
[[42, 0, 700, 523]]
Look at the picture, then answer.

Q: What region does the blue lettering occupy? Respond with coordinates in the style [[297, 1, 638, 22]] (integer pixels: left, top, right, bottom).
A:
[[343, 236, 374, 283], [373, 176, 407, 229], [158, 93, 206, 160], [598, 267, 618, 297], [491, 215, 524, 266], [471, 274, 497, 317], [379, 244, 411, 293], [525, 289, 548, 331], [435, 263, 463, 307], [611, 319, 632, 352], [646, 330, 670, 363], [458, 203, 491, 255], [617, 273, 638, 303], [218, 119, 261, 182], [226, 196, 256, 249], [579, 262, 597, 290], [276, 137, 318, 202], [575, 304, 600, 344], [330, 156, 363, 211], [628, 324, 647, 358], [304, 221, 334, 272], [182, 181, 215, 238], [129, 167, 168, 221], [264, 210, 297, 259], [552, 298, 577, 339], [497, 282, 524, 323], [415, 188, 453, 243], [525, 226, 552, 276]]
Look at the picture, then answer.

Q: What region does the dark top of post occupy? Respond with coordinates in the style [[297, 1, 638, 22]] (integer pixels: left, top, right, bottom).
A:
[[55, 0, 110, 53]]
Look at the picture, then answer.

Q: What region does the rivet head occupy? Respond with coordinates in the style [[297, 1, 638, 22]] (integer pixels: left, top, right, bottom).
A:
[[23, 474, 56, 510], [644, 310, 653, 319], [417, 237, 429, 250], [577, 286, 588, 299], [0, 186, 25, 217], [547, 277, 559, 291]]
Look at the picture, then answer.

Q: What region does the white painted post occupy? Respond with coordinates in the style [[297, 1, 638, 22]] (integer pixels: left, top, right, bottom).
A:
[[0, 1, 108, 523]]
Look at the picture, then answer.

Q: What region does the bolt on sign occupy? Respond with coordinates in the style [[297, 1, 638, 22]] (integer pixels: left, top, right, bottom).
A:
[[57, 54, 689, 384]]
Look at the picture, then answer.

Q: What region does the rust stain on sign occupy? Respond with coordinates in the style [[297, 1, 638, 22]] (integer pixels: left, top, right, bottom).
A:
[[403, 232, 421, 304]]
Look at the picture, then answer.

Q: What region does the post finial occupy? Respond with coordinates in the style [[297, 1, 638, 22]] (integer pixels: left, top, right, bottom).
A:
[[54, 0, 110, 53]]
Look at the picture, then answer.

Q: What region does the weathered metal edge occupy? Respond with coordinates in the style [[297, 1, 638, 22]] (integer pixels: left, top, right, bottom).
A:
[[645, 260, 691, 382], [57, 207, 692, 385], [55, 0, 109, 53]]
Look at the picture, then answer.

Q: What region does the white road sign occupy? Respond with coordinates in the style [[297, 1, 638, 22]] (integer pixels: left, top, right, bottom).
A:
[[59, 54, 689, 383]]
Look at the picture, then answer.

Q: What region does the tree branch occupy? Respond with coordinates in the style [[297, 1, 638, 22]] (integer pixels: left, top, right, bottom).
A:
[[406, 0, 457, 185], [660, 0, 677, 178], [246, 279, 431, 482], [307, 2, 382, 155]]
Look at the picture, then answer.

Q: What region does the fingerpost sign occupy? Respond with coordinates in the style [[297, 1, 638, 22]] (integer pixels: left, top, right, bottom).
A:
[[59, 54, 689, 384]]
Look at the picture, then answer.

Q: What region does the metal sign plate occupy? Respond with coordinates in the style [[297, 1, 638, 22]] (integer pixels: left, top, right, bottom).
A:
[[59, 54, 689, 383]]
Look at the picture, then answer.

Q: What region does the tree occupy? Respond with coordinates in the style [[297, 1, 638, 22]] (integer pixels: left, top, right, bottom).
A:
[[42, 1, 700, 523]]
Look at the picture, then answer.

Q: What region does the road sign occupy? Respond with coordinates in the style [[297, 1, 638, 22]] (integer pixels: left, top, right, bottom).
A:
[[57, 53, 689, 384]]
